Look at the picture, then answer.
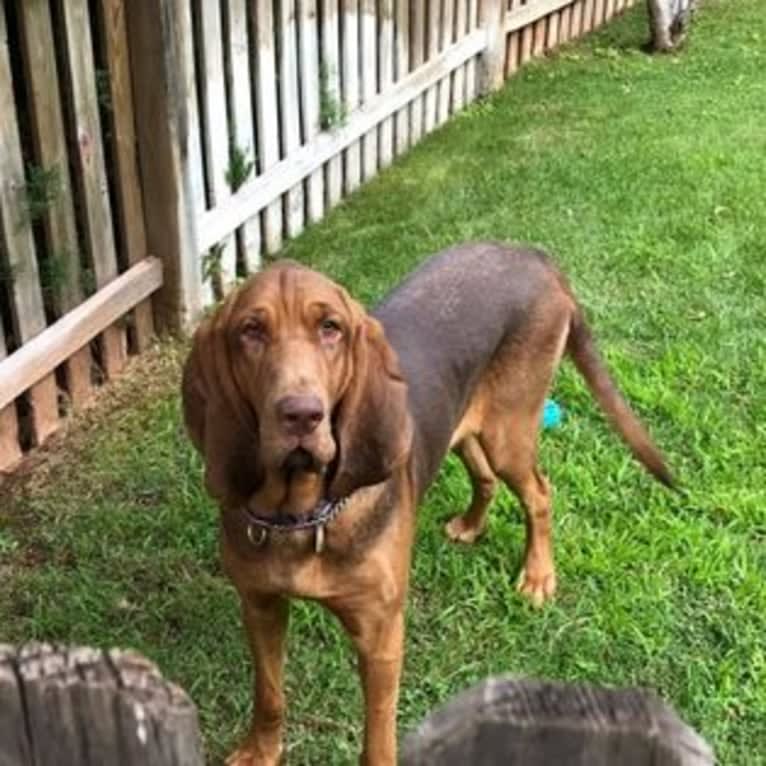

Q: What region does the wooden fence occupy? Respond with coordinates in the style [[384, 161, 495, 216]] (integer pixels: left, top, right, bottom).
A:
[[0, 644, 203, 765], [0, 0, 637, 473], [138, 0, 640, 324], [0, 2, 161, 472], [402, 675, 715, 765], [0, 644, 713, 766]]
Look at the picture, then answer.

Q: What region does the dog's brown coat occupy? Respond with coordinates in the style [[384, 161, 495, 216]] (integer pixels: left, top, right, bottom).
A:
[[182, 243, 673, 765]]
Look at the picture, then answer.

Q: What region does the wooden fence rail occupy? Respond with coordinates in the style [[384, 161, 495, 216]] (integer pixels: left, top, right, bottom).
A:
[[2, 0, 638, 473], [0, 646, 713, 766]]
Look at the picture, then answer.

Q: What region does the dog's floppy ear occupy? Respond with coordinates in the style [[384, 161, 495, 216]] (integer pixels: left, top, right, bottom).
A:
[[181, 300, 262, 508], [329, 315, 412, 498]]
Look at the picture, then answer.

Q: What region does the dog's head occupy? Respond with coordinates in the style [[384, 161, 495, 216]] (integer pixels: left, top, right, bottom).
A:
[[182, 262, 412, 513]]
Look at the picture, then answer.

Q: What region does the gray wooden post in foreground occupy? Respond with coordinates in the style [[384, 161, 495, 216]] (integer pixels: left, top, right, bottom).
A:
[[0, 644, 203, 766], [401, 676, 715, 766]]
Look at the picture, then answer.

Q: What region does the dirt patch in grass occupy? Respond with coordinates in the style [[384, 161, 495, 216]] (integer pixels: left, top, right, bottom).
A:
[[0, 339, 187, 502]]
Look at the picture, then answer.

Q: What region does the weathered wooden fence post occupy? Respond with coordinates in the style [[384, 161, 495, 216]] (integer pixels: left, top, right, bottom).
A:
[[401, 676, 715, 766], [125, 0, 204, 332], [480, 0, 507, 92], [0, 644, 203, 766]]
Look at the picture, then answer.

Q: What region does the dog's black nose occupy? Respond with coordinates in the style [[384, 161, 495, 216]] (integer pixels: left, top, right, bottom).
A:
[[276, 395, 324, 436]]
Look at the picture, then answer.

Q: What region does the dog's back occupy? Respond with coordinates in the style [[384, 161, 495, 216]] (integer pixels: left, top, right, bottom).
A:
[[374, 242, 672, 497], [373, 242, 566, 493]]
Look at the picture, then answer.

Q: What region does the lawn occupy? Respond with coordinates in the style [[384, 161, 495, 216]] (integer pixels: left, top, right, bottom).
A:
[[2, 0, 765, 762]]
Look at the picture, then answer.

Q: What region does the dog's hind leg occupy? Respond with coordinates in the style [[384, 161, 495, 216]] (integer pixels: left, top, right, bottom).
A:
[[480, 401, 557, 608], [505, 462, 556, 607], [445, 435, 498, 544], [477, 305, 570, 607]]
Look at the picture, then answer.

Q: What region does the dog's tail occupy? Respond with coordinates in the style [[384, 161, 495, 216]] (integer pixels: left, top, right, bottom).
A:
[[566, 307, 675, 489]]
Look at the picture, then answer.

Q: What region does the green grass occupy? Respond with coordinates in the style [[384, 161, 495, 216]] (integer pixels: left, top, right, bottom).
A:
[[2, 1, 765, 762]]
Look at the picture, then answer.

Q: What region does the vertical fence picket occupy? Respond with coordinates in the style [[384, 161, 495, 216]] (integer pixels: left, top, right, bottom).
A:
[[453, 0, 467, 107], [559, 4, 572, 44], [481, 0, 505, 92], [505, 0, 521, 76], [570, 0, 583, 39], [17, 0, 92, 417], [198, 0, 237, 292], [423, 0, 440, 132], [360, 0, 378, 181], [127, 0, 205, 323], [182, 0, 210, 306], [341, 0, 361, 192], [61, 0, 126, 379], [393, 0, 410, 156], [409, 0, 425, 142], [0, 321, 22, 470], [436, 0, 455, 124], [226, 0, 261, 274], [581, 0, 594, 33], [0, 410, 22, 473], [99, 0, 154, 350], [599, 0, 609, 23], [588, 0, 598, 32], [546, 8, 560, 49], [320, 0, 343, 206], [298, 0, 324, 223], [519, 4, 533, 63], [464, 0, 479, 101], [0, 0, 59, 454], [278, 0, 305, 236], [253, 0, 284, 254], [378, 0, 394, 168], [594, 0, 607, 29], [533, 9, 547, 56]]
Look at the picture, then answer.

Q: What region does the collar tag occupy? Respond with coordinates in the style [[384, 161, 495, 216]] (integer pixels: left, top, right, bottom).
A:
[[246, 524, 268, 548], [314, 524, 326, 554]]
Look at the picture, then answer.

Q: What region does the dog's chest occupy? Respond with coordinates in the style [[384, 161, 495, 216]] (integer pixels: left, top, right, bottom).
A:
[[220, 484, 404, 599]]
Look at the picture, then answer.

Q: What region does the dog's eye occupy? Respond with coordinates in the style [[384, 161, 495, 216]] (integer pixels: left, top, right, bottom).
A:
[[241, 319, 266, 343], [319, 318, 342, 342]]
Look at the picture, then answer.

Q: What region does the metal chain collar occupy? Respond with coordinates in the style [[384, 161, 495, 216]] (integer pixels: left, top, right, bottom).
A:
[[244, 497, 350, 553]]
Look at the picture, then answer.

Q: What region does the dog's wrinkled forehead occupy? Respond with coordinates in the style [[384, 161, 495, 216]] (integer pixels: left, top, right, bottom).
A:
[[230, 263, 353, 327]]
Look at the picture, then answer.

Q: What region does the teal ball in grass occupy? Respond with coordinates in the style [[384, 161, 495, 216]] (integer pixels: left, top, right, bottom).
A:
[[542, 399, 563, 429]]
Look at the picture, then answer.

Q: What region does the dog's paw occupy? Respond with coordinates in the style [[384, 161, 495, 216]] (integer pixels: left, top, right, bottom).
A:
[[445, 515, 485, 544], [225, 750, 252, 766], [226, 743, 281, 766], [516, 568, 556, 607]]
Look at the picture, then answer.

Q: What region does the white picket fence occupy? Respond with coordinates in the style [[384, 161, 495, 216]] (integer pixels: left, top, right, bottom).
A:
[[155, 0, 637, 319]]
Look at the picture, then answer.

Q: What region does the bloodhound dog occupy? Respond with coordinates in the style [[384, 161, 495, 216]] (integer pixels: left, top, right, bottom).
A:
[[181, 242, 673, 765]]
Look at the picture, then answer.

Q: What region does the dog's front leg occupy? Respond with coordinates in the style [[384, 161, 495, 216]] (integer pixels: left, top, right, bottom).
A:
[[227, 594, 289, 766], [335, 600, 405, 766]]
